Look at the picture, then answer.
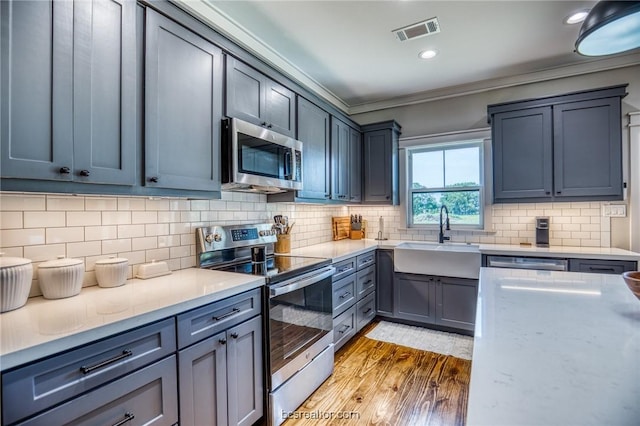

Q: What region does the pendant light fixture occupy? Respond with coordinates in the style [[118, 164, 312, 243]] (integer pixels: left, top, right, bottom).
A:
[[575, 1, 640, 56]]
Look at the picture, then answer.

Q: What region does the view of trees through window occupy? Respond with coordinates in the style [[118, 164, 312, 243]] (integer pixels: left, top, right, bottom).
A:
[[409, 143, 482, 226]]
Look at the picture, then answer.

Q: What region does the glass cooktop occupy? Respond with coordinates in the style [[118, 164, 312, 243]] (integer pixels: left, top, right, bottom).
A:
[[214, 255, 331, 284]]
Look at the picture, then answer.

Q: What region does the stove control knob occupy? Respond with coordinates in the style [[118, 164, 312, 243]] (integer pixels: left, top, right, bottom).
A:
[[258, 230, 266, 237], [205, 234, 222, 243], [213, 234, 222, 242], [205, 234, 214, 244]]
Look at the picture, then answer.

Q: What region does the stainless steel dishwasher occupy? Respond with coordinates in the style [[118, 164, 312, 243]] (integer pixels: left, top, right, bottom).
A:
[[485, 255, 569, 271]]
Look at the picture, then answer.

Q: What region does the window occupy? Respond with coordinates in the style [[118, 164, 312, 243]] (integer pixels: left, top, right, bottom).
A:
[[408, 141, 484, 228]]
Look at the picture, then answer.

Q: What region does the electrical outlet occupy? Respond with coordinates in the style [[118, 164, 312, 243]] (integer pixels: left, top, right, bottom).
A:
[[602, 204, 627, 217]]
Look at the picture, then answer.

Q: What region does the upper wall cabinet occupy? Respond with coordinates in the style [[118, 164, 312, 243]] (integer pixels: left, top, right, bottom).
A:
[[331, 117, 362, 202], [489, 85, 627, 203], [144, 9, 223, 191], [362, 121, 401, 205], [226, 57, 296, 138], [1, 0, 136, 185], [296, 97, 331, 200]]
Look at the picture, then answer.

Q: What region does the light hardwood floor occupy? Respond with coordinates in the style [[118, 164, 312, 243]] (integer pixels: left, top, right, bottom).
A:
[[283, 321, 472, 426]]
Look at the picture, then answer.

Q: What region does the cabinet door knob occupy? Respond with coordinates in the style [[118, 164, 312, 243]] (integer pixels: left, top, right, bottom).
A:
[[59, 166, 71, 174], [546, 191, 551, 195], [261, 122, 267, 126], [386, 195, 390, 200], [219, 338, 227, 345], [148, 176, 159, 183], [556, 191, 562, 194], [325, 194, 331, 199], [230, 332, 239, 339], [79, 169, 90, 177]]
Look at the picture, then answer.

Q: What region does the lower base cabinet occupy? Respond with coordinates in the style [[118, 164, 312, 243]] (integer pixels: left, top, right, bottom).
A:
[[178, 315, 263, 426], [393, 273, 478, 332], [18, 356, 178, 426]]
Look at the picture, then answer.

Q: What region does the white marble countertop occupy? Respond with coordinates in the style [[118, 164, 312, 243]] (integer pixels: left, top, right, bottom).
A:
[[467, 267, 640, 426], [0, 268, 264, 371], [292, 239, 640, 262], [290, 239, 379, 262]]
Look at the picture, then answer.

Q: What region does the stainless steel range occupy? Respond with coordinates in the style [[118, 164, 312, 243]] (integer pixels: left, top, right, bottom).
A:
[[196, 223, 335, 426]]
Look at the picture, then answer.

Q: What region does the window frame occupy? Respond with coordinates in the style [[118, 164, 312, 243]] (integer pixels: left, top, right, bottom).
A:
[[407, 140, 485, 229]]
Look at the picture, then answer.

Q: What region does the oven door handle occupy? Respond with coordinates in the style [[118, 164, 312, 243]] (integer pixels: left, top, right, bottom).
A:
[[270, 266, 335, 298]]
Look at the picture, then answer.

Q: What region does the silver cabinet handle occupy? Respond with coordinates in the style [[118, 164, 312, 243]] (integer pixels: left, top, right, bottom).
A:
[[80, 350, 133, 374], [338, 325, 350, 334], [339, 291, 351, 299], [213, 308, 240, 321], [270, 267, 335, 298], [112, 412, 135, 426], [363, 308, 373, 314]]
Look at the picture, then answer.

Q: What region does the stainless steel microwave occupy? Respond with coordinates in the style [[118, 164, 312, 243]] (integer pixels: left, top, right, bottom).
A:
[[221, 118, 303, 193]]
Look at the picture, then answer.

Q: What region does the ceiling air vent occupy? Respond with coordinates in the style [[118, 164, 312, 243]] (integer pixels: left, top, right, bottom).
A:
[[393, 17, 440, 42]]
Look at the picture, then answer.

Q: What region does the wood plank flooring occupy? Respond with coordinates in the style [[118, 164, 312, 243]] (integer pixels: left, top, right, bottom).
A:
[[283, 321, 471, 426]]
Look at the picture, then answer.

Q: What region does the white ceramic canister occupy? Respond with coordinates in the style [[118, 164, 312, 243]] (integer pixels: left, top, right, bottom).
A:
[[38, 256, 84, 299], [0, 254, 33, 312], [94, 257, 129, 288]]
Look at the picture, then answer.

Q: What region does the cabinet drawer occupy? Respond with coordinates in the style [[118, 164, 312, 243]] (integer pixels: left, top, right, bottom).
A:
[[356, 291, 376, 332], [332, 257, 356, 281], [333, 305, 356, 352], [356, 251, 375, 270], [356, 265, 376, 300], [177, 288, 261, 349], [2, 318, 176, 425], [568, 258, 637, 275], [18, 355, 178, 426], [332, 275, 357, 317]]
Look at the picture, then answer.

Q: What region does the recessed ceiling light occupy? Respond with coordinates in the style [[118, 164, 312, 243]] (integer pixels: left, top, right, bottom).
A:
[[565, 9, 590, 25], [419, 49, 438, 59]]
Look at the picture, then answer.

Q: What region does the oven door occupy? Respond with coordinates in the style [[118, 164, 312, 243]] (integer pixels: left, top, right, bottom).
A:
[[231, 118, 302, 190], [268, 266, 334, 390]]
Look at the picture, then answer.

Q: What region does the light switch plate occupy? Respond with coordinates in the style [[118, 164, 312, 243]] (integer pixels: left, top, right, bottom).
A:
[[602, 204, 627, 217]]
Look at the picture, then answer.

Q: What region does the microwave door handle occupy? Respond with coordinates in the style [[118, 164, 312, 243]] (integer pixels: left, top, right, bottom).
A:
[[283, 150, 292, 180]]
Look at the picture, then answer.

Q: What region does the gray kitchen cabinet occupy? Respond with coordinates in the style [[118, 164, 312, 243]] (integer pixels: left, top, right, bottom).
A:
[[17, 356, 178, 426], [492, 107, 553, 201], [331, 117, 362, 203], [333, 305, 357, 352], [145, 9, 223, 191], [332, 274, 357, 317], [489, 85, 627, 203], [568, 258, 637, 274], [436, 276, 477, 332], [296, 97, 331, 200], [552, 97, 622, 198], [356, 291, 376, 332], [2, 318, 176, 425], [376, 249, 394, 317], [1, 0, 136, 185], [349, 127, 363, 202], [331, 117, 351, 201], [362, 121, 401, 205], [178, 300, 263, 426], [394, 274, 437, 324], [226, 57, 296, 137]]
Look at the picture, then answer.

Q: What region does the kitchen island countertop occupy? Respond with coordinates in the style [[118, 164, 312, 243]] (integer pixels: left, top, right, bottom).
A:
[[0, 268, 264, 371], [467, 267, 640, 425]]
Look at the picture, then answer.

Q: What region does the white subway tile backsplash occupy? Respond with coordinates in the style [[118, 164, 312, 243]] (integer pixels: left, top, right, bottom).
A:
[[67, 241, 102, 258], [1, 228, 45, 246], [102, 239, 132, 255], [158, 235, 181, 248], [1, 246, 23, 257], [47, 196, 84, 211], [158, 211, 180, 223], [66, 211, 101, 227], [190, 200, 209, 211], [180, 211, 200, 222], [46, 227, 84, 243], [170, 246, 190, 258], [170, 200, 190, 211], [102, 211, 132, 225], [118, 224, 146, 239], [85, 226, 118, 241], [145, 223, 169, 237], [24, 211, 66, 228], [117, 250, 147, 266], [23, 244, 66, 262], [85, 197, 117, 211], [0, 211, 23, 229], [132, 236, 158, 251], [1, 194, 46, 211], [146, 248, 170, 262], [118, 198, 146, 211], [132, 211, 157, 224], [170, 223, 191, 235], [145, 199, 170, 211]]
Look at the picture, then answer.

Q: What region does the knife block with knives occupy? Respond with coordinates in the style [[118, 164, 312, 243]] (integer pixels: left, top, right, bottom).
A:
[[349, 214, 365, 240]]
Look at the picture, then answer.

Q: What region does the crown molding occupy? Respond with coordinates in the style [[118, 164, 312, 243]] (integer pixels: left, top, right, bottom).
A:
[[348, 52, 640, 115]]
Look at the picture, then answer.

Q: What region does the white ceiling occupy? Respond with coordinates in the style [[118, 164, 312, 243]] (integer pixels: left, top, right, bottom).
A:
[[179, 1, 640, 113]]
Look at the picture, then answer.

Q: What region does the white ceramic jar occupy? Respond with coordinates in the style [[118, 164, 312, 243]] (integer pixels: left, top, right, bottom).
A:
[[95, 257, 129, 288], [0, 254, 33, 312], [38, 256, 84, 299]]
